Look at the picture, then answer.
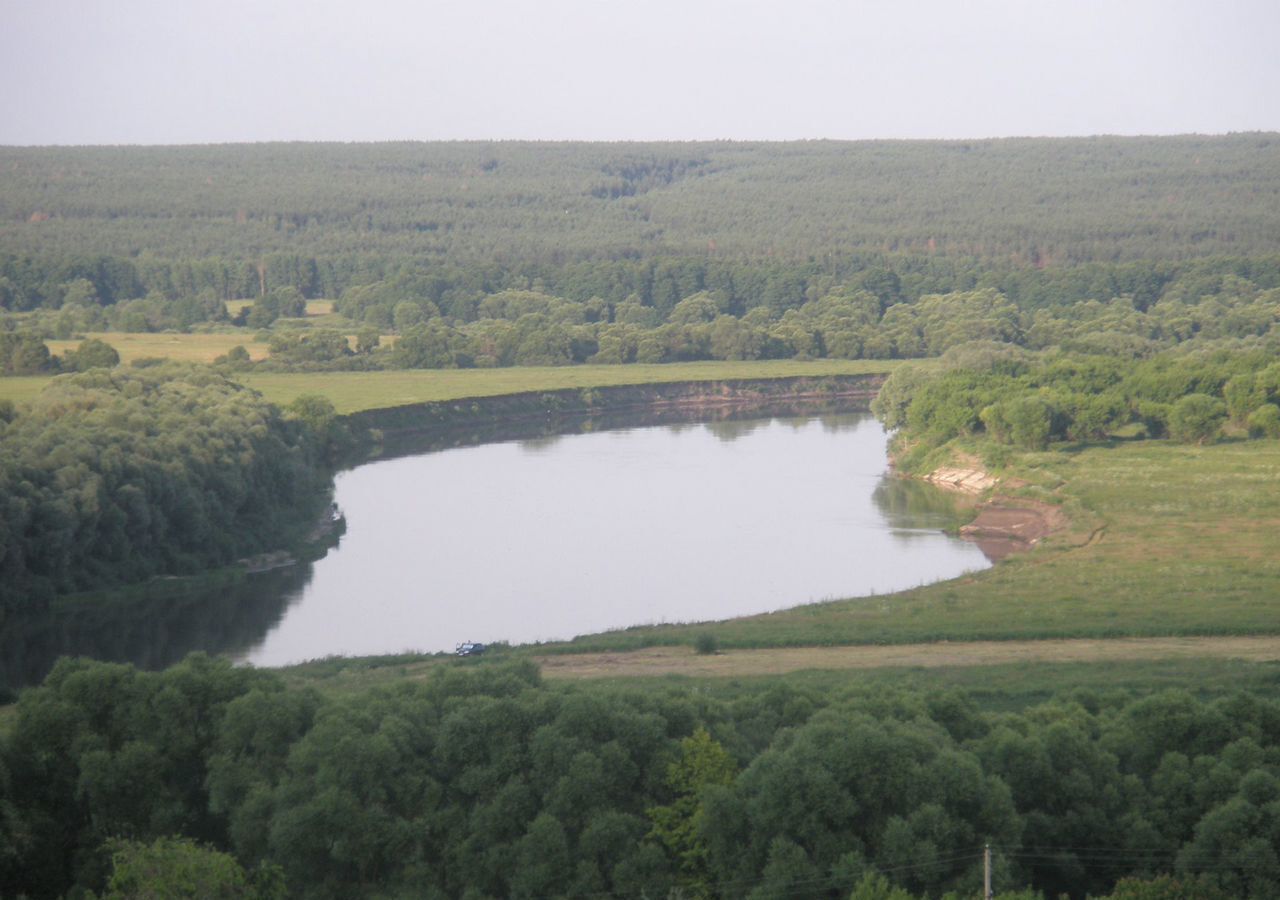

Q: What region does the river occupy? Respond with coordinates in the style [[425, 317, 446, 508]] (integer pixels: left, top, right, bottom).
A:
[[0, 410, 990, 686]]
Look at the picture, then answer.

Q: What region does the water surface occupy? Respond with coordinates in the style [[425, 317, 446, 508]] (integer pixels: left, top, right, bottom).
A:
[[238, 413, 989, 666]]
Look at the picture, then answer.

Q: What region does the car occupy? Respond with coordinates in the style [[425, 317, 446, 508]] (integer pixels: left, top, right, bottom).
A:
[[456, 641, 486, 657]]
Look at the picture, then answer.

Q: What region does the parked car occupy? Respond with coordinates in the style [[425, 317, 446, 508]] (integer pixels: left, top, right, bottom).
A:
[[456, 641, 486, 657]]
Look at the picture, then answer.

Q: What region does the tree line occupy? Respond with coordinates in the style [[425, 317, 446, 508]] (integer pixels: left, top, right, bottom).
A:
[[871, 343, 1280, 472], [3, 257, 1276, 379], [236, 270, 1280, 373], [5, 247, 1280, 319], [2, 655, 1279, 898]]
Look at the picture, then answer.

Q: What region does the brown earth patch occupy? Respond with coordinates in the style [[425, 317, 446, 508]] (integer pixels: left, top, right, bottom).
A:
[[918, 459, 1071, 560], [534, 636, 1280, 680], [961, 497, 1069, 561]]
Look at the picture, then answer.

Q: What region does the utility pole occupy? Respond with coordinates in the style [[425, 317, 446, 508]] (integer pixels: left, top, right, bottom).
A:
[[984, 843, 992, 899]]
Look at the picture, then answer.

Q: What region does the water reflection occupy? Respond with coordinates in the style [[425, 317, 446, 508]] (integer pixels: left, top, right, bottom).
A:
[[363, 395, 867, 464], [0, 563, 312, 689], [517, 434, 565, 454], [871, 475, 976, 537]]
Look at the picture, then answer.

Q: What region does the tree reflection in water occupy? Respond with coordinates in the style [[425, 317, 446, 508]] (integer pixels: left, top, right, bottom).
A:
[[0, 562, 313, 689]]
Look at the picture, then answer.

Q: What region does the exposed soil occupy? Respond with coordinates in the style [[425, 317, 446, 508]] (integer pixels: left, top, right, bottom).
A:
[[961, 498, 1069, 561], [918, 460, 1069, 561], [534, 636, 1280, 680], [924, 466, 997, 494]]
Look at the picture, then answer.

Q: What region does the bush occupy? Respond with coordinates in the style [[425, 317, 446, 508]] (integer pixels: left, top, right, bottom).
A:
[[1167, 393, 1227, 444], [63, 337, 120, 372], [1247, 403, 1280, 438], [693, 633, 719, 655]]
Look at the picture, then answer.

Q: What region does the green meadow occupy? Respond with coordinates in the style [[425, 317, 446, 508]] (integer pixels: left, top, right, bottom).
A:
[[237, 359, 895, 413], [0, 358, 895, 414]]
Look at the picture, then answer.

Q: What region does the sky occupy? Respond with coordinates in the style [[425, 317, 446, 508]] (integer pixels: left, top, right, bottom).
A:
[[2, 0, 1278, 145]]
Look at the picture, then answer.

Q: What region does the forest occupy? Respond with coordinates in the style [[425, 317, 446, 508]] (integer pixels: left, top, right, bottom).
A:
[[4, 656, 1280, 900], [0, 366, 334, 614], [3, 137, 1280, 271], [3, 136, 1280, 898], [870, 344, 1280, 467]]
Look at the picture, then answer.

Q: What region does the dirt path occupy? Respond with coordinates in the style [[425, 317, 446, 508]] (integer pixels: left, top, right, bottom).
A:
[[534, 636, 1280, 679]]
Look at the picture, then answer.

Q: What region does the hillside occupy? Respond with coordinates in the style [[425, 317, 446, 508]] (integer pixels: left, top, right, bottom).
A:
[[3, 135, 1279, 271]]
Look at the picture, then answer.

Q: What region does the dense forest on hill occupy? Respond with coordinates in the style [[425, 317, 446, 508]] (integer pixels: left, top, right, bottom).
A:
[[2, 136, 1279, 286]]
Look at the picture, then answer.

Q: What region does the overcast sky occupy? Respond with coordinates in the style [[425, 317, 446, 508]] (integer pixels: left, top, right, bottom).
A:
[[2, 0, 1278, 145]]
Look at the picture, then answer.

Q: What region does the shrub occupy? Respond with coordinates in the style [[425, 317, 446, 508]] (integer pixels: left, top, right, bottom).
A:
[[1247, 403, 1280, 438], [1167, 393, 1226, 444], [693, 633, 719, 655]]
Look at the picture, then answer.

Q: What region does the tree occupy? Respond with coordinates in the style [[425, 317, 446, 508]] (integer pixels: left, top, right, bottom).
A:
[[1223, 374, 1264, 424], [0, 332, 57, 375], [64, 338, 120, 372], [245, 287, 305, 329], [647, 727, 738, 897], [1101, 874, 1230, 900], [510, 813, 572, 899], [1167, 394, 1226, 444], [99, 836, 285, 900], [669, 292, 723, 325], [1247, 403, 1280, 438], [848, 872, 915, 900], [267, 330, 352, 365], [748, 836, 823, 900], [218, 345, 253, 370], [1005, 396, 1055, 450]]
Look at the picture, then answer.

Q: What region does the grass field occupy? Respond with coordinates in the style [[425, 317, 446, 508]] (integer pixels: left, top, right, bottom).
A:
[[46, 331, 272, 365], [534, 636, 1280, 679], [0, 377, 51, 406], [224, 299, 337, 318], [238, 360, 895, 413], [276, 650, 1280, 711], [0, 358, 895, 414]]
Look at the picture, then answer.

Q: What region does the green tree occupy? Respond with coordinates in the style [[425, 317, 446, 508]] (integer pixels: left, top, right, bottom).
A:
[[748, 836, 823, 900], [1247, 403, 1280, 438], [217, 345, 253, 370], [267, 330, 352, 365], [64, 337, 121, 372], [1101, 874, 1230, 899], [0, 332, 57, 375], [1005, 395, 1055, 450], [99, 836, 285, 900], [848, 871, 916, 900], [1167, 394, 1226, 444], [1222, 374, 1264, 424], [647, 727, 739, 897]]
